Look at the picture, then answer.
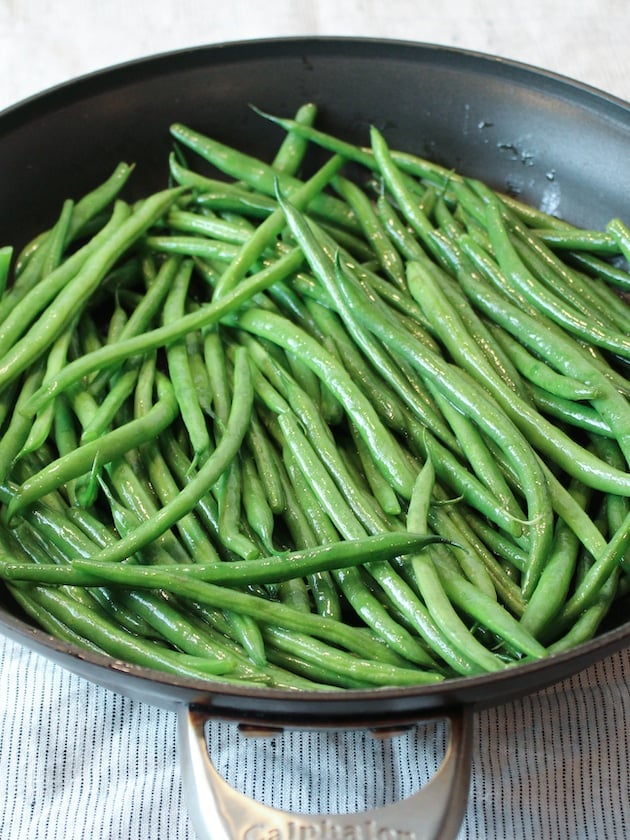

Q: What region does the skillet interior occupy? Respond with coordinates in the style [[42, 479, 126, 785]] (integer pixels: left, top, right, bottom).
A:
[[0, 37, 629, 727]]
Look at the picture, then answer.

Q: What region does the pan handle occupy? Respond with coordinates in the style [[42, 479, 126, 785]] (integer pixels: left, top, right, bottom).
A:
[[177, 703, 474, 840]]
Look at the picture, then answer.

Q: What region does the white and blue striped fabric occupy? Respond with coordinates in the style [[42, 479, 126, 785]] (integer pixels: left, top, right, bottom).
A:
[[1, 634, 629, 840]]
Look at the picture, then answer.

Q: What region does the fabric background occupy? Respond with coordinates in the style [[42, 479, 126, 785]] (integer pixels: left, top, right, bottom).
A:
[[1, 2, 629, 838]]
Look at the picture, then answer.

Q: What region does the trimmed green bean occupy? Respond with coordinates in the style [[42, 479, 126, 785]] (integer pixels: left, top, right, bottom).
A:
[[0, 188, 183, 395], [5, 374, 179, 523]]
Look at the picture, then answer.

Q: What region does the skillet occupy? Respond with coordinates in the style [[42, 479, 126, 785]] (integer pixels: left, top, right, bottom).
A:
[[0, 37, 629, 840]]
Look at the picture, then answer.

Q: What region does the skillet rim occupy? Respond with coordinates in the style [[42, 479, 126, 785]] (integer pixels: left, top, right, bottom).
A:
[[0, 35, 628, 722]]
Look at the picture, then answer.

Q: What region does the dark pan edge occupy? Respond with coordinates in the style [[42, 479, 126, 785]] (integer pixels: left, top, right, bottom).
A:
[[0, 36, 628, 724]]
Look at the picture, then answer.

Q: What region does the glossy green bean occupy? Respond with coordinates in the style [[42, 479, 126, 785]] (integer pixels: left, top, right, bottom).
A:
[[5, 374, 179, 523], [0, 188, 183, 395]]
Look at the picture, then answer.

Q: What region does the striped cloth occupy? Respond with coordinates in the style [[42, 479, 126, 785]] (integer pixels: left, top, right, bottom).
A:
[[1, 635, 629, 839]]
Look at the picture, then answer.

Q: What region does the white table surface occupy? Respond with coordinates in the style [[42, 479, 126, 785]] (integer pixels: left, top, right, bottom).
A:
[[1, 2, 629, 839], [1, 0, 630, 111]]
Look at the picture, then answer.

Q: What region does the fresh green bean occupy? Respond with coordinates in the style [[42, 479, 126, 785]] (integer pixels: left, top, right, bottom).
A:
[[0, 188, 183, 395], [25, 246, 306, 414], [170, 123, 358, 235], [0, 162, 134, 322], [271, 101, 318, 176], [337, 257, 555, 596], [5, 374, 179, 523], [557, 507, 630, 626], [0, 202, 131, 362], [1, 110, 629, 687], [79, 368, 139, 445], [481, 192, 630, 360], [236, 307, 417, 499], [487, 322, 600, 401], [162, 260, 212, 464], [405, 464, 508, 671]]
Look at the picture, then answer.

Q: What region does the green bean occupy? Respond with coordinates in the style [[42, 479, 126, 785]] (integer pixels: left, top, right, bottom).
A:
[[141, 423, 268, 665], [133, 369, 219, 564], [170, 123, 358, 235], [568, 251, 630, 293], [481, 193, 630, 360], [487, 322, 600, 401], [429, 385, 525, 524], [510, 228, 630, 335], [141, 470, 266, 664], [284, 349, 324, 413], [119, 590, 269, 682], [526, 383, 614, 438], [271, 101, 318, 175], [519, 481, 590, 639], [39, 199, 75, 278], [25, 245, 306, 414], [547, 564, 621, 653], [276, 410, 426, 662], [245, 338, 394, 532], [176, 603, 332, 689], [336, 258, 555, 596], [166, 209, 251, 245], [105, 301, 130, 346], [0, 202, 131, 362], [145, 234, 241, 262], [349, 424, 402, 516], [0, 188, 183, 395], [163, 260, 212, 464], [430, 545, 546, 658], [428, 501, 525, 615], [5, 374, 179, 523], [593, 438, 630, 572], [2, 111, 629, 687], [13, 232, 46, 278], [420, 259, 529, 400], [464, 513, 529, 573], [305, 271, 458, 451], [279, 451, 343, 620], [79, 368, 139, 444], [0, 365, 45, 485], [454, 239, 630, 492], [237, 307, 416, 499], [212, 151, 347, 299], [216, 459, 260, 560], [304, 299, 407, 431], [12, 343, 250, 567], [61, 557, 443, 673], [7, 582, 105, 654], [607, 217, 630, 266], [557, 507, 630, 626], [277, 410, 467, 671], [170, 159, 278, 218], [16, 503, 158, 638], [334, 175, 405, 287], [263, 643, 371, 690], [253, 107, 455, 190], [0, 246, 12, 298], [159, 431, 226, 557], [245, 413, 286, 514], [0, 162, 133, 322], [17, 324, 76, 460], [103, 347, 251, 565], [16, 582, 237, 679], [260, 626, 439, 688], [241, 454, 276, 553], [311, 219, 437, 343], [405, 465, 508, 671]]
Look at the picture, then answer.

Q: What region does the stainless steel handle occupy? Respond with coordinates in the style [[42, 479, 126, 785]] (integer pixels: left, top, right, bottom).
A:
[[177, 704, 474, 840]]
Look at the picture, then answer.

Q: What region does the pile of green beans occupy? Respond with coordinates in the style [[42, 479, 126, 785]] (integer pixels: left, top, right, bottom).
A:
[[0, 104, 629, 691]]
